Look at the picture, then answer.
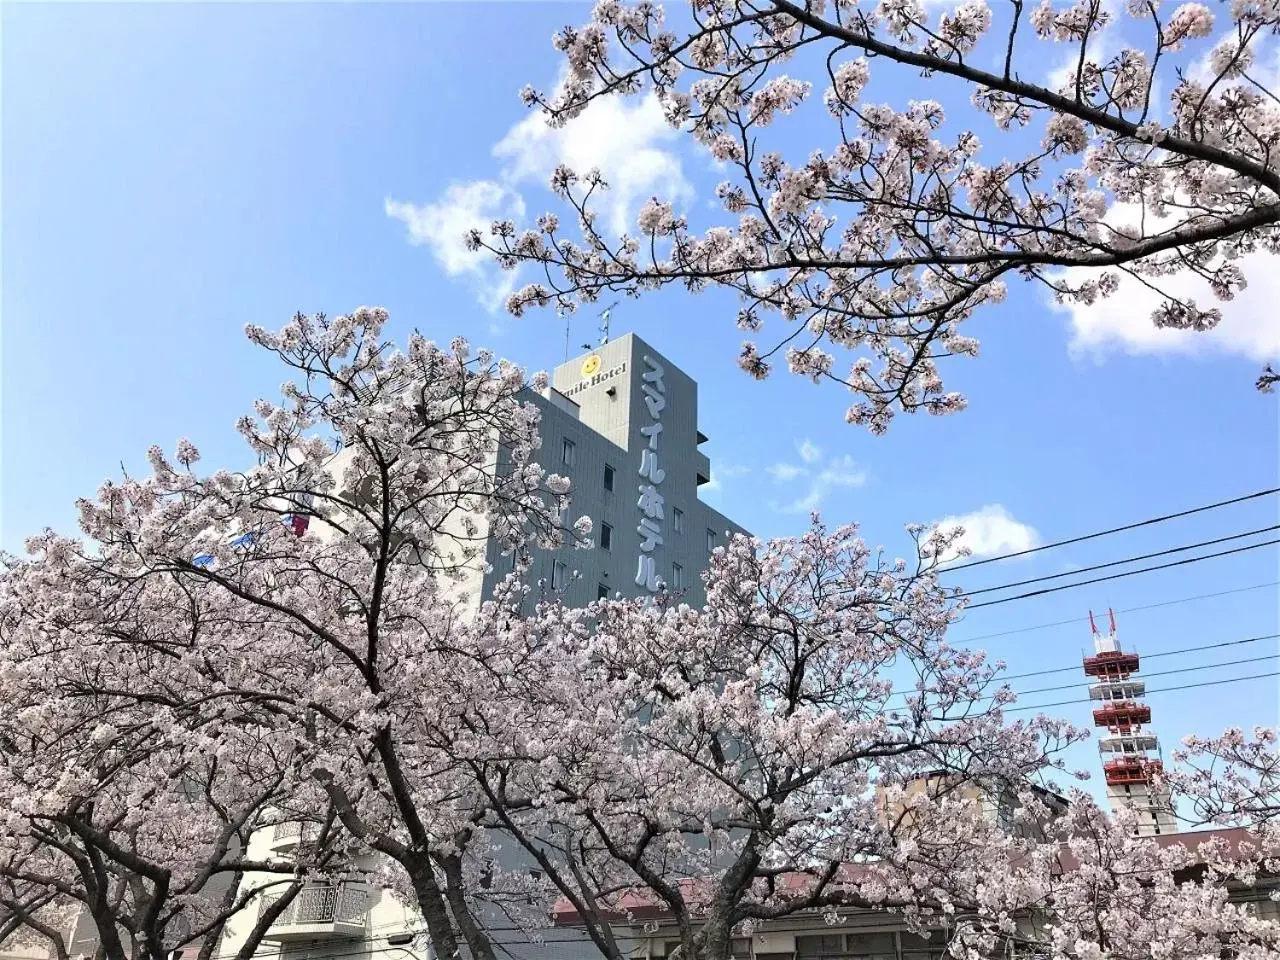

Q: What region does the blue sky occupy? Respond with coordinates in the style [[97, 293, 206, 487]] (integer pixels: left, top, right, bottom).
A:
[[3, 2, 1277, 805]]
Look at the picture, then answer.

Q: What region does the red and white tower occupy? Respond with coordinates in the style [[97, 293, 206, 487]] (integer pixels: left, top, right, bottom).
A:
[[1083, 609, 1177, 836]]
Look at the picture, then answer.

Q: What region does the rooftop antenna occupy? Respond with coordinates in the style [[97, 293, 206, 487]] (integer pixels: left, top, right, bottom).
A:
[[564, 314, 571, 363], [1088, 610, 1098, 635], [599, 301, 618, 346]]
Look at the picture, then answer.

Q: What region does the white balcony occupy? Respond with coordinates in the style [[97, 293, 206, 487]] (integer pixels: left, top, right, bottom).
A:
[[267, 820, 317, 854], [1088, 679, 1146, 700], [1099, 734, 1159, 753], [259, 883, 371, 941]]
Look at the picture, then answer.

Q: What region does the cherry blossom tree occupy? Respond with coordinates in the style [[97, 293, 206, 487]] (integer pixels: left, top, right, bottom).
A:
[[949, 793, 1280, 960], [451, 520, 1090, 960], [1171, 726, 1280, 826], [2, 306, 1276, 960], [476, 0, 1280, 431], [9, 308, 592, 960], [0, 540, 349, 960]]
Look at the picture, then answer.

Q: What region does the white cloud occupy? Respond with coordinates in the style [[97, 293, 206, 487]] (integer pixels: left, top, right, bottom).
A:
[[933, 504, 1039, 562], [797, 438, 823, 463], [387, 89, 693, 311], [1190, 33, 1280, 87], [1043, 0, 1121, 91], [1046, 36, 1279, 365], [493, 93, 693, 239], [1050, 200, 1280, 364], [766, 448, 868, 514], [1058, 260, 1280, 362], [385, 182, 525, 311], [767, 462, 806, 482], [1046, 35, 1119, 95]]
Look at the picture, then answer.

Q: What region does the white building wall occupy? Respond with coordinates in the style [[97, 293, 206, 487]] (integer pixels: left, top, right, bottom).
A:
[[1107, 782, 1177, 837]]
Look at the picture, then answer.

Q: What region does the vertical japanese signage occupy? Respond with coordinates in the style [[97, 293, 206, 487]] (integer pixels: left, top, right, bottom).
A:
[[634, 354, 666, 593]]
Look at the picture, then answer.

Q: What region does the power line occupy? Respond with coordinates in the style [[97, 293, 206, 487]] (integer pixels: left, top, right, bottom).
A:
[[1013, 652, 1279, 698], [951, 581, 1280, 644], [956, 525, 1280, 599], [939, 487, 1280, 573], [886, 632, 1280, 698], [1003, 669, 1280, 713], [995, 632, 1280, 682], [965, 537, 1280, 610], [890, 627, 1280, 701]]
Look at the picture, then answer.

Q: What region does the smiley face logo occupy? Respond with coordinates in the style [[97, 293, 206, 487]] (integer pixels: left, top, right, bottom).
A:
[[581, 354, 602, 378]]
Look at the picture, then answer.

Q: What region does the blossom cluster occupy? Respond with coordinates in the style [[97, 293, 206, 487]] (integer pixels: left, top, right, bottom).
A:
[[473, 0, 1280, 430]]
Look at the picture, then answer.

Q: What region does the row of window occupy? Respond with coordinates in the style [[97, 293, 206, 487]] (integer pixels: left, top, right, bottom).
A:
[[561, 437, 724, 547], [794, 932, 944, 960], [561, 438, 613, 492], [550, 561, 687, 595], [597, 518, 716, 551], [553, 437, 718, 598]]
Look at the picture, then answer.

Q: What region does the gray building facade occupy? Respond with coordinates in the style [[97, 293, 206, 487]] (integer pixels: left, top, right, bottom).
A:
[[471, 333, 749, 959], [488, 332, 748, 612]]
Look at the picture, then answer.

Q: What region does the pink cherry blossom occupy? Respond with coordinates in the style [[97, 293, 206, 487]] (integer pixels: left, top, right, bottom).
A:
[[477, 0, 1280, 430]]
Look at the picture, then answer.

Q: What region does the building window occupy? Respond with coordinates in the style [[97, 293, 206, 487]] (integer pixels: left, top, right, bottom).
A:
[[552, 560, 567, 590], [597, 583, 610, 600], [601, 522, 613, 551], [671, 562, 684, 589], [673, 506, 684, 533], [797, 935, 845, 957], [900, 932, 945, 960], [849, 932, 897, 960], [561, 438, 576, 466], [604, 463, 615, 491], [707, 528, 716, 552]]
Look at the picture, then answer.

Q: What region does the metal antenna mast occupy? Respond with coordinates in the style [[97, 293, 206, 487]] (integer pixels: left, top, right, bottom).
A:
[[598, 301, 618, 346]]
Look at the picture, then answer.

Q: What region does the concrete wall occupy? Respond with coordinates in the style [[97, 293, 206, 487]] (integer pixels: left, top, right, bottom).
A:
[[1107, 782, 1177, 837], [515, 332, 749, 613]]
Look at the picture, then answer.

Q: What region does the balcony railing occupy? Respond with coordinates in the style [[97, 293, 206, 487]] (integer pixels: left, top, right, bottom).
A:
[[268, 820, 318, 852], [1091, 700, 1152, 730], [1082, 651, 1140, 678], [259, 883, 370, 940], [1103, 758, 1164, 786], [272, 822, 303, 842]]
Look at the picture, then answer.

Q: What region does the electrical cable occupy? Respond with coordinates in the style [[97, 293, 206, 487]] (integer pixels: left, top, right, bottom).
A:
[[1011, 651, 1278, 698], [1002, 669, 1280, 713], [885, 632, 1280, 699], [951, 581, 1280, 644], [964, 537, 1280, 609], [955, 525, 1280, 599], [938, 487, 1280, 573], [991, 632, 1280, 682]]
